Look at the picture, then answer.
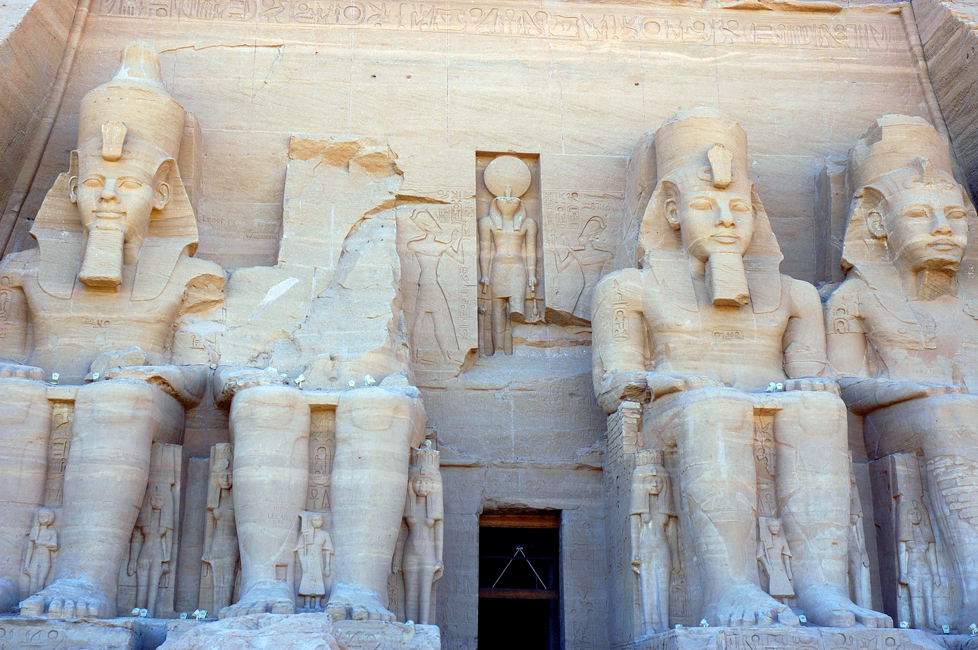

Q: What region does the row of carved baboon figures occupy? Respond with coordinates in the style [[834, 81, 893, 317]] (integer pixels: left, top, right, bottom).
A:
[[592, 103, 978, 640], [18, 439, 443, 624]]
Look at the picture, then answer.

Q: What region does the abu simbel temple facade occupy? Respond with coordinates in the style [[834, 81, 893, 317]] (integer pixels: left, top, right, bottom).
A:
[[4, 0, 978, 647]]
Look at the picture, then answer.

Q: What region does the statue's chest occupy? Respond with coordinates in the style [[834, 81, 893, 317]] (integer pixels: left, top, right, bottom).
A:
[[25, 280, 184, 344], [643, 282, 789, 350], [861, 294, 976, 357]]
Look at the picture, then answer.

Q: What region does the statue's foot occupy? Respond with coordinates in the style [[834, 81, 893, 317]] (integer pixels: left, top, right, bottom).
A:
[[218, 579, 295, 619], [0, 578, 17, 613], [19, 579, 113, 619], [707, 583, 800, 627], [797, 584, 892, 628], [326, 583, 395, 622]]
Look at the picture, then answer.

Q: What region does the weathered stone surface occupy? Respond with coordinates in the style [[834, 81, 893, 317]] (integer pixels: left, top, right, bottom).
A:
[[159, 613, 347, 650]]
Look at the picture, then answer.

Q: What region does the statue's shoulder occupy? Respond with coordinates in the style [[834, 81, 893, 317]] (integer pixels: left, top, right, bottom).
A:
[[824, 277, 870, 334], [595, 267, 645, 298], [0, 248, 39, 286], [174, 256, 225, 285]]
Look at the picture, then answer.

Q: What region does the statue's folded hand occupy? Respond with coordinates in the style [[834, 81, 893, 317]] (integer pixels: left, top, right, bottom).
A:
[[212, 366, 283, 408], [103, 365, 207, 408], [596, 370, 649, 413], [0, 359, 44, 381], [647, 372, 723, 399], [837, 377, 963, 414]]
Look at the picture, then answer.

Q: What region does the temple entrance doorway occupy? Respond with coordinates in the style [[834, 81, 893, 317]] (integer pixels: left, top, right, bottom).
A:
[[478, 511, 561, 649]]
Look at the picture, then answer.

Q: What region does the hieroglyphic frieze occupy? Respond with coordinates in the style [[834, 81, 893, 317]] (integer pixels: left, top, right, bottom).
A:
[[94, 0, 903, 53]]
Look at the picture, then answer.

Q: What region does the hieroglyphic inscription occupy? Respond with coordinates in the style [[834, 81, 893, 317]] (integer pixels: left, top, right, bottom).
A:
[[44, 403, 74, 508], [94, 0, 902, 52]]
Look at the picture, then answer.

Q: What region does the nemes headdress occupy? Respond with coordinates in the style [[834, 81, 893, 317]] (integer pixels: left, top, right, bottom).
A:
[[31, 41, 200, 301], [637, 107, 783, 313], [841, 114, 977, 274]]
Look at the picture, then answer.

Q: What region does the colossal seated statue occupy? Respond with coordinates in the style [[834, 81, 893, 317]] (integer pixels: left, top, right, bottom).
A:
[[826, 115, 978, 631], [0, 41, 223, 618], [593, 107, 891, 629]]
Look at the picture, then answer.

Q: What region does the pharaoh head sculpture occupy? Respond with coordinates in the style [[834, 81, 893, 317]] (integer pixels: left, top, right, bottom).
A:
[[31, 41, 199, 300], [842, 115, 975, 282], [638, 108, 783, 310]]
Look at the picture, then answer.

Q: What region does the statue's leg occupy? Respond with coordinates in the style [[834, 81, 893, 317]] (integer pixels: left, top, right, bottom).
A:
[[647, 388, 797, 627], [403, 555, 420, 624], [776, 391, 891, 628], [326, 387, 424, 622], [221, 385, 309, 618], [0, 379, 50, 613], [867, 394, 978, 630], [136, 562, 150, 609], [147, 560, 163, 616], [491, 298, 509, 354], [21, 380, 182, 619]]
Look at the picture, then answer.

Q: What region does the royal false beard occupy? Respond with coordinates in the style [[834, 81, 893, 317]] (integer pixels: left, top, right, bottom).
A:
[[78, 228, 124, 288], [705, 251, 750, 307]]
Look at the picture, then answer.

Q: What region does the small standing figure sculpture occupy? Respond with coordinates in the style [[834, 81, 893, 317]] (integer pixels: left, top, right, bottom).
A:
[[629, 451, 678, 636], [294, 512, 333, 610], [477, 155, 540, 356], [848, 461, 873, 610], [757, 517, 794, 603], [897, 498, 940, 629], [398, 441, 444, 625], [201, 444, 238, 613], [127, 488, 173, 616], [23, 508, 57, 597]]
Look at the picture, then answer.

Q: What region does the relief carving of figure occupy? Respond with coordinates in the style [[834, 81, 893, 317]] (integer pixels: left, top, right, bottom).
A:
[[127, 488, 173, 616], [407, 210, 463, 365], [629, 451, 678, 635], [395, 442, 443, 625], [201, 446, 238, 613], [554, 215, 614, 319], [825, 115, 978, 630], [478, 155, 539, 356], [23, 509, 57, 598], [294, 512, 333, 610], [0, 41, 222, 618], [593, 107, 891, 630], [756, 517, 794, 602]]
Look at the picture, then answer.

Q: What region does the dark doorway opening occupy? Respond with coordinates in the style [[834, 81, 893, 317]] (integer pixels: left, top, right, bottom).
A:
[[478, 512, 561, 650]]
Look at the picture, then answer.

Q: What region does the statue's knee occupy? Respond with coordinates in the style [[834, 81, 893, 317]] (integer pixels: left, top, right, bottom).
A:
[[338, 387, 422, 433], [230, 385, 308, 428], [0, 378, 49, 427]]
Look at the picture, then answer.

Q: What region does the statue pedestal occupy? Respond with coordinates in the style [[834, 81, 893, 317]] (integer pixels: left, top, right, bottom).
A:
[[626, 626, 972, 650], [0, 614, 170, 649], [1, 614, 439, 649], [335, 619, 440, 649]]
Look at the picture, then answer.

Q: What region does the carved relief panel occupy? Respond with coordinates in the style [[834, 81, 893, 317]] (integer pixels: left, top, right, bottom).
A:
[[542, 191, 623, 324], [118, 443, 182, 618], [396, 198, 478, 380]]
